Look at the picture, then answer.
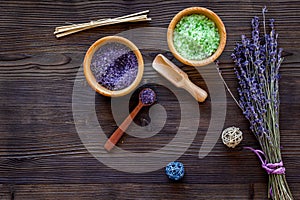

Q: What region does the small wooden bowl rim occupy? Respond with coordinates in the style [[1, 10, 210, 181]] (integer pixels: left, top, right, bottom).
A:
[[83, 36, 144, 97], [167, 7, 227, 67]]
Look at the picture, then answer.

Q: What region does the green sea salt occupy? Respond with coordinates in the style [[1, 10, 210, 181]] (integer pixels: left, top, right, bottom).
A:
[[173, 14, 220, 60]]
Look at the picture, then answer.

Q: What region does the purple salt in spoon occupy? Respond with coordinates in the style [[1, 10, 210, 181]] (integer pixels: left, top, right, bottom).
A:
[[104, 88, 156, 151]]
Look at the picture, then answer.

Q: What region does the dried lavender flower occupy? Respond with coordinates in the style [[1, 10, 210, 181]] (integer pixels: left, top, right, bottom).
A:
[[232, 6, 293, 200]]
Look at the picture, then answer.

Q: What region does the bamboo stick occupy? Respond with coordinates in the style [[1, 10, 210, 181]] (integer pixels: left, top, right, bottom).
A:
[[54, 10, 151, 38]]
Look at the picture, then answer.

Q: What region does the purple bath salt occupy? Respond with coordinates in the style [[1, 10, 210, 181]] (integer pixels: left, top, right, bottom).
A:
[[90, 42, 138, 91], [140, 88, 156, 105]]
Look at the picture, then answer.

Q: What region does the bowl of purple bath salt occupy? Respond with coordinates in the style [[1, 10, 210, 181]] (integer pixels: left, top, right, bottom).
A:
[[84, 36, 144, 97]]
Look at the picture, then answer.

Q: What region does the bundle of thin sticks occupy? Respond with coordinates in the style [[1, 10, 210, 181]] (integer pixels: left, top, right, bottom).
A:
[[54, 10, 151, 38]]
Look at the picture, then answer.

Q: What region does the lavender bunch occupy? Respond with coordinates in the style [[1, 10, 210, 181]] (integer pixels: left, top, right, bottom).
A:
[[231, 7, 293, 200]]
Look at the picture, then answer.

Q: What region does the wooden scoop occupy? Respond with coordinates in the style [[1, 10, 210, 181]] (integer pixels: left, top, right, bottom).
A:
[[152, 54, 207, 102]]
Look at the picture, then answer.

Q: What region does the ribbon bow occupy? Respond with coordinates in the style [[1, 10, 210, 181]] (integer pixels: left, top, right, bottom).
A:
[[244, 147, 285, 175]]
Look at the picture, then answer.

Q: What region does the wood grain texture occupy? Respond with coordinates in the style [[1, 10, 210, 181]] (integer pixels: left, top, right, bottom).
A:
[[0, 0, 299, 199]]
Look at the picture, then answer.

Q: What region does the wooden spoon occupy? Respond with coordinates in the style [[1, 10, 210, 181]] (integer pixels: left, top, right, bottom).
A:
[[104, 88, 156, 151], [152, 54, 207, 102]]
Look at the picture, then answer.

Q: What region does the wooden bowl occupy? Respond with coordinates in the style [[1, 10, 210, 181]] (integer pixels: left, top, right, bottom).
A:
[[83, 36, 144, 97], [167, 7, 226, 67]]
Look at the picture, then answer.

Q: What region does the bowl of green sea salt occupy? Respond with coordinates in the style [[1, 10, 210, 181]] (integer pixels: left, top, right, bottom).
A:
[[167, 7, 226, 67]]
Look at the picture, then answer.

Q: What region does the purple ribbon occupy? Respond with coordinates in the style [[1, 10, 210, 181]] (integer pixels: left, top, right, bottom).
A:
[[244, 147, 285, 175]]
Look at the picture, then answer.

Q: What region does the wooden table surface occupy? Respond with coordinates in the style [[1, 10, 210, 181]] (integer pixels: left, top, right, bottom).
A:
[[0, 1, 299, 199]]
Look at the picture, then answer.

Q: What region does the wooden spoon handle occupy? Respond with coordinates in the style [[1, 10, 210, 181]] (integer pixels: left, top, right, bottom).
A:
[[104, 102, 144, 151], [182, 78, 208, 102]]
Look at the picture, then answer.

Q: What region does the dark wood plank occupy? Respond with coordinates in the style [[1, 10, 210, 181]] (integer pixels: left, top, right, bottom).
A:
[[0, 183, 271, 200], [0, 0, 299, 199]]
